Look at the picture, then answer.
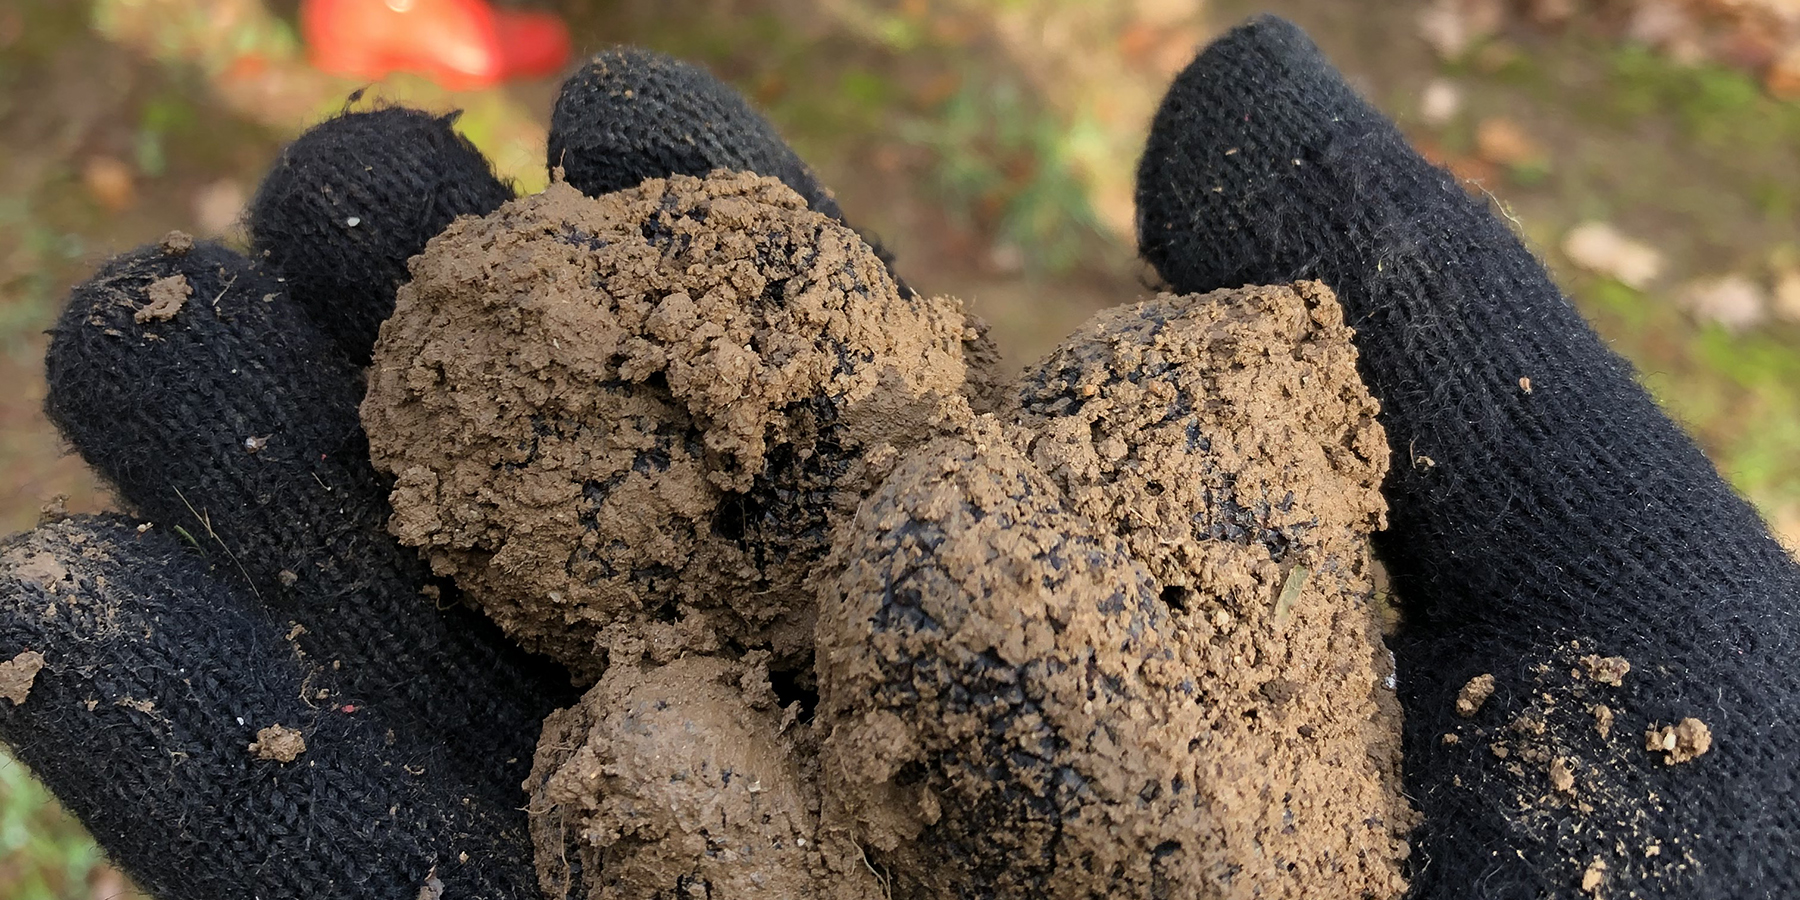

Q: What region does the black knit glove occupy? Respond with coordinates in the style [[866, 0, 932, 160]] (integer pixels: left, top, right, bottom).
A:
[[0, 51, 906, 899], [1138, 16, 1800, 900], [3, 16, 1795, 900]]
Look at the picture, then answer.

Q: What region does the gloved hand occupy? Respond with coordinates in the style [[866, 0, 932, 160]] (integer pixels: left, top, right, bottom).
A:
[[0, 15, 1794, 900]]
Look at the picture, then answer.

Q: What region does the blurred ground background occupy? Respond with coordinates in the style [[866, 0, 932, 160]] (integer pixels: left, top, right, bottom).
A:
[[1, 0, 1797, 895]]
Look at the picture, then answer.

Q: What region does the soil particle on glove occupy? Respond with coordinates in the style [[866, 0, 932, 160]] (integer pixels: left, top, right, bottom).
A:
[[363, 173, 973, 680], [133, 274, 190, 324], [1457, 673, 1498, 718], [37, 495, 69, 525], [0, 650, 45, 705], [1581, 858, 1608, 896], [815, 280, 1410, 900], [1645, 718, 1712, 765], [527, 654, 877, 900], [1437, 641, 1709, 894], [159, 230, 194, 256], [1581, 654, 1631, 686], [248, 724, 306, 762], [1593, 703, 1615, 738]]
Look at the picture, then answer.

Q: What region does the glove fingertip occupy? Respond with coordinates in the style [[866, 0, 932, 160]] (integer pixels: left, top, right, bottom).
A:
[[1135, 14, 1390, 295], [548, 47, 845, 220], [249, 106, 515, 365]]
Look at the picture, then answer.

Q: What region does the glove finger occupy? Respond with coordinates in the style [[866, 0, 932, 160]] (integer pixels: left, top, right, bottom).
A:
[[44, 240, 578, 818], [248, 107, 515, 365], [548, 48, 848, 226], [547, 47, 1005, 406], [0, 514, 536, 899], [1136, 16, 1800, 897]]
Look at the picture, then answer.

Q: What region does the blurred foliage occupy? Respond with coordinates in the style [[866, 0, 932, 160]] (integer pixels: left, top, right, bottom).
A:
[[1583, 276, 1800, 516], [902, 73, 1101, 270], [0, 752, 128, 900]]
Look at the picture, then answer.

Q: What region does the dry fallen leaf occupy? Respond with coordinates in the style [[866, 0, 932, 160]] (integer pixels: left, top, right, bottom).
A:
[[1562, 221, 1665, 289], [82, 155, 137, 211], [1475, 116, 1547, 168], [1679, 275, 1768, 332]]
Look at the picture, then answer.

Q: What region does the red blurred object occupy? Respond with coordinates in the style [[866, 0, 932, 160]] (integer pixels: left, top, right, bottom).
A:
[[300, 0, 572, 90]]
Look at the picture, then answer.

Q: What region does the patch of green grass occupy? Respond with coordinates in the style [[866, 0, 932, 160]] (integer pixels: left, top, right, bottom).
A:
[[0, 752, 118, 900], [902, 72, 1101, 271]]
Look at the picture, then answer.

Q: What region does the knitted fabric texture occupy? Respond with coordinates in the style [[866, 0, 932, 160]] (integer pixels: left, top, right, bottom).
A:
[[43, 240, 577, 820], [549, 48, 849, 222], [249, 107, 514, 364], [1136, 16, 1800, 898], [0, 515, 536, 899]]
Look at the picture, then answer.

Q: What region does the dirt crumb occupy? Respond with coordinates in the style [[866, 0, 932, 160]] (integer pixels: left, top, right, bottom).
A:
[[37, 495, 68, 525], [1550, 756, 1576, 793], [363, 173, 973, 680], [134, 273, 190, 324], [1457, 673, 1497, 717], [1581, 654, 1631, 686], [1593, 703, 1615, 738], [415, 867, 444, 900], [1582, 857, 1608, 895], [248, 724, 306, 763], [1645, 718, 1712, 765], [159, 230, 194, 256], [0, 650, 45, 705]]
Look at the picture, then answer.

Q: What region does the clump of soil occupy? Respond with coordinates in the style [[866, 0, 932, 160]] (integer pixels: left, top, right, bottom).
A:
[[133, 273, 189, 324], [1646, 718, 1712, 765], [1458, 673, 1498, 717], [363, 173, 973, 679], [813, 282, 1411, 899], [0, 650, 45, 705], [815, 424, 1208, 898], [1581, 654, 1631, 686], [527, 654, 877, 900], [375, 182, 1412, 895], [1440, 640, 1719, 893], [248, 724, 306, 762], [1013, 284, 1411, 894]]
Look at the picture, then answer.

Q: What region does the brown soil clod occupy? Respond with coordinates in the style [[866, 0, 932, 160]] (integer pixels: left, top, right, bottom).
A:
[[1580, 654, 1631, 686], [815, 426, 1209, 899], [1457, 673, 1498, 718], [1645, 718, 1713, 765], [362, 173, 974, 680], [159, 229, 194, 256], [248, 724, 306, 763], [133, 273, 190, 324], [526, 654, 876, 900], [0, 650, 46, 705], [815, 280, 1411, 899]]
